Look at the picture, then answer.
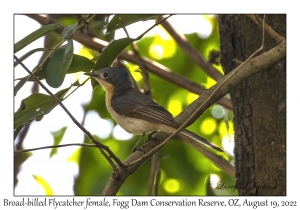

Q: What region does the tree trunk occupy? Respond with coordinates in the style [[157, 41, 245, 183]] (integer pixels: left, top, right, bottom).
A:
[[218, 15, 286, 195]]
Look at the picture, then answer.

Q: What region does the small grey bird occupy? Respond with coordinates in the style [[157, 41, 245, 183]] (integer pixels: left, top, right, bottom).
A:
[[85, 67, 223, 152]]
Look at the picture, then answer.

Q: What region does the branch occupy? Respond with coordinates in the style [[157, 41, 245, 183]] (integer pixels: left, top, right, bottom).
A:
[[26, 14, 233, 110], [14, 143, 100, 154], [160, 16, 224, 81], [247, 15, 285, 44], [180, 136, 235, 176], [25, 14, 285, 195]]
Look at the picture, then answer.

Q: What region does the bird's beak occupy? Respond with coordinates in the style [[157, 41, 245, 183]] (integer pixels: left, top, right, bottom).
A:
[[84, 72, 99, 77]]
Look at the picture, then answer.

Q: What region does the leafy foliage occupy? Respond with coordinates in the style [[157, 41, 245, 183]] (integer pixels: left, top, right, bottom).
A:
[[45, 40, 74, 88]]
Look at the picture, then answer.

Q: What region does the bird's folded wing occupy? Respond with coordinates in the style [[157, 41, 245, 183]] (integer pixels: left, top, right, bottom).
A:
[[111, 90, 178, 128]]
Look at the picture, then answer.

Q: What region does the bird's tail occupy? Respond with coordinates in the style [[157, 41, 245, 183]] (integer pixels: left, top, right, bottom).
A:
[[179, 129, 224, 152]]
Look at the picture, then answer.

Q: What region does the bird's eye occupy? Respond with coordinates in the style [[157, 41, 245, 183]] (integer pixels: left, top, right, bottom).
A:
[[103, 72, 108, 78]]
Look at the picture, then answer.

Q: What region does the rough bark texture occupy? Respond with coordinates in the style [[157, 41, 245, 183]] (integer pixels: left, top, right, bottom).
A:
[[219, 15, 286, 195]]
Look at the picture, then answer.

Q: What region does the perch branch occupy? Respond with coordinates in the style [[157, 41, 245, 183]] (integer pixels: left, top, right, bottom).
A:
[[101, 39, 286, 195]]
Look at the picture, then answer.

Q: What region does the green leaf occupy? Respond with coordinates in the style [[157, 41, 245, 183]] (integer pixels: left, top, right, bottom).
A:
[[50, 126, 67, 158], [68, 54, 94, 73], [27, 54, 94, 82], [14, 75, 30, 96], [93, 38, 135, 70], [14, 23, 60, 53], [107, 14, 157, 32], [14, 87, 70, 130], [60, 22, 78, 40], [46, 40, 74, 88]]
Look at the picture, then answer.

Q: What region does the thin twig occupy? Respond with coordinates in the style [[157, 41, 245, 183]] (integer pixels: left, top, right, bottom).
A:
[[246, 15, 284, 44], [77, 15, 96, 31], [180, 136, 235, 176], [14, 48, 52, 67], [135, 15, 173, 40], [63, 77, 90, 100], [14, 56, 123, 170], [160, 16, 223, 81], [14, 143, 100, 154]]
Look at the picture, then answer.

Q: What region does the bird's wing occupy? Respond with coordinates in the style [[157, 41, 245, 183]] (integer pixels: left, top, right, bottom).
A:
[[111, 89, 178, 128]]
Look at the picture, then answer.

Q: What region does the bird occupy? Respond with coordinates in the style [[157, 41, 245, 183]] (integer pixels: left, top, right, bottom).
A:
[[85, 67, 223, 152]]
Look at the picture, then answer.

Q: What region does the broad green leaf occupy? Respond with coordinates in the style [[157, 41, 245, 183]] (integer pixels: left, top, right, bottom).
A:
[[14, 75, 30, 96], [50, 126, 67, 158], [46, 40, 74, 88], [68, 54, 94, 73], [14, 87, 70, 130], [107, 15, 157, 32], [94, 38, 135, 70], [60, 22, 78, 40], [14, 23, 60, 53], [33, 175, 54, 195], [26, 54, 94, 82]]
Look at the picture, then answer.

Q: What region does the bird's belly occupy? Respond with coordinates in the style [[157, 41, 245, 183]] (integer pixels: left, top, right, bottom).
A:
[[114, 115, 158, 134]]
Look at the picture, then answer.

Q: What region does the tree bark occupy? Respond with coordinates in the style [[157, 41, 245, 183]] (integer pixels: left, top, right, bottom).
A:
[[219, 15, 286, 195]]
